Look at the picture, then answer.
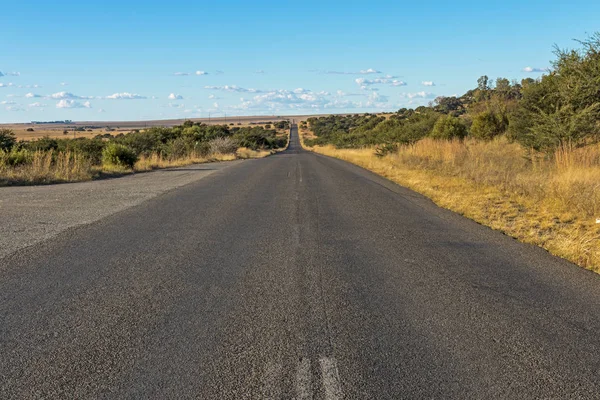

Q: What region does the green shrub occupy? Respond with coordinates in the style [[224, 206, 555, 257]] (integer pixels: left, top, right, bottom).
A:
[[430, 115, 467, 140], [470, 111, 508, 140], [0, 128, 16, 151], [0, 148, 32, 166], [102, 143, 138, 168]]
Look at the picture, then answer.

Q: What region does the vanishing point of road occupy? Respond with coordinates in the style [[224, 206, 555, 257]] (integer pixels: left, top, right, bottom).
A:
[[2, 126, 600, 399]]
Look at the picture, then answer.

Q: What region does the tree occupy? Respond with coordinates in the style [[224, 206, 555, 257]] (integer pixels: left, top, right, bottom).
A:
[[434, 96, 463, 115], [0, 128, 17, 151], [430, 115, 467, 140], [510, 33, 600, 152], [470, 111, 508, 140]]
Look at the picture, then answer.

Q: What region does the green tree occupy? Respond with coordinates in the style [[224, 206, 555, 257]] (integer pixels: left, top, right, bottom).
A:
[[470, 111, 508, 140], [430, 115, 467, 140], [0, 128, 16, 151], [510, 33, 600, 152]]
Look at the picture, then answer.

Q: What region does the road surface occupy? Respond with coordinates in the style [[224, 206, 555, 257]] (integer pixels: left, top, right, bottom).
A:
[[2, 126, 600, 399]]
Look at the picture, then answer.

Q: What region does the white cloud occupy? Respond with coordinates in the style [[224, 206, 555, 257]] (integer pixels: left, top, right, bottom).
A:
[[50, 91, 90, 100], [1, 100, 16, 105], [356, 78, 406, 87], [421, 81, 435, 86], [167, 103, 184, 108], [6, 105, 24, 111], [403, 91, 435, 99], [60, 82, 68, 86], [208, 94, 221, 99], [205, 85, 263, 93], [1, 71, 20, 77], [56, 99, 92, 108], [195, 70, 208, 75], [28, 102, 46, 108], [105, 92, 146, 99], [0, 83, 14, 88], [174, 72, 190, 76], [359, 68, 381, 74], [522, 66, 547, 73], [25, 92, 42, 98], [168, 93, 183, 100], [98, 108, 106, 113]]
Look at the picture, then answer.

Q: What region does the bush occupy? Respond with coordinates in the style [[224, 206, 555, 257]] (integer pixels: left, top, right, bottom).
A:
[[470, 111, 507, 140], [0, 148, 32, 166], [26, 128, 34, 132], [430, 115, 467, 140], [0, 128, 16, 151], [102, 143, 138, 168], [208, 137, 238, 155]]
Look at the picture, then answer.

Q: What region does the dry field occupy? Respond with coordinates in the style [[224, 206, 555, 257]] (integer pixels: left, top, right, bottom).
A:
[[2, 114, 324, 141], [299, 124, 600, 273]]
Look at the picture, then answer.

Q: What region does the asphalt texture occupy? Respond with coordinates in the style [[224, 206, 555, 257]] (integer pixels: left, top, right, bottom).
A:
[[2, 126, 600, 399]]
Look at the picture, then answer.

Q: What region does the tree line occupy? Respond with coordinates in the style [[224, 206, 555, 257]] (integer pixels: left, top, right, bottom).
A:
[[305, 33, 600, 154]]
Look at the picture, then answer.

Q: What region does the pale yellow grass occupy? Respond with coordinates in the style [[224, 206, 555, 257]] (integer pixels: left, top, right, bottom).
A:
[[0, 151, 94, 185], [308, 137, 600, 272]]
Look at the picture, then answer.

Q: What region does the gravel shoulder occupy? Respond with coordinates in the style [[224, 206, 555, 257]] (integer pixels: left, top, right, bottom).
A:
[[0, 161, 241, 260]]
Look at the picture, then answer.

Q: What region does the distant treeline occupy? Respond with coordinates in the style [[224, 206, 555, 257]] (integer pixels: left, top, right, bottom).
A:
[[305, 33, 600, 155]]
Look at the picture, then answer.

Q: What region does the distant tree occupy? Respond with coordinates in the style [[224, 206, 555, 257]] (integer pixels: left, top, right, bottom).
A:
[[0, 128, 16, 150], [433, 96, 463, 115], [26, 128, 35, 132], [183, 120, 194, 128]]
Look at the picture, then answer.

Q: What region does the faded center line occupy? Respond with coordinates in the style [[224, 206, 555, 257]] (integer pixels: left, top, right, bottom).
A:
[[296, 358, 313, 400], [319, 357, 344, 400]]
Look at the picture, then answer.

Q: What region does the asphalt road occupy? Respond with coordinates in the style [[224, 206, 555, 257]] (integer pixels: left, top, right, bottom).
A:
[[2, 126, 600, 399]]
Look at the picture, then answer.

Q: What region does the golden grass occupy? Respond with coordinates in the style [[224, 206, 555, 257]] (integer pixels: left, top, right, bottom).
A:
[[306, 136, 600, 272], [0, 151, 94, 185]]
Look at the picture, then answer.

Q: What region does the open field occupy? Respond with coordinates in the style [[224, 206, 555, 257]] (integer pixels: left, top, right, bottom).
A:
[[1, 114, 331, 141]]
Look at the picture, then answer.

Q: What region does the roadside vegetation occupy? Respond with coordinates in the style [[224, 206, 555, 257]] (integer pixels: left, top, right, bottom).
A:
[[301, 34, 600, 272], [0, 120, 289, 185]]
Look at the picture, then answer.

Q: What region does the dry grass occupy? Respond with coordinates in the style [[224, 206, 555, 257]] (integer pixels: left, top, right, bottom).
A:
[[306, 136, 600, 272], [0, 151, 95, 185]]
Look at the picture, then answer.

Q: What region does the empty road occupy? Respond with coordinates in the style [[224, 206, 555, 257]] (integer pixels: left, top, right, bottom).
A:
[[2, 126, 600, 399]]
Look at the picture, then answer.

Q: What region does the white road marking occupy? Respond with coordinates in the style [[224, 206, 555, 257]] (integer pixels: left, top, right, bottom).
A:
[[296, 358, 313, 400], [261, 360, 283, 399], [319, 357, 344, 400]]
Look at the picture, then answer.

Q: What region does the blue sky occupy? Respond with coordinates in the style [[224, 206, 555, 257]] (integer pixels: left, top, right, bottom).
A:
[[1, 0, 599, 123]]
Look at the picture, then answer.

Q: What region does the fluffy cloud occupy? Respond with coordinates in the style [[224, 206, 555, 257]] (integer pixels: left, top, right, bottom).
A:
[[356, 78, 406, 88], [28, 102, 46, 108], [60, 82, 68, 86], [0, 71, 20, 77], [403, 91, 435, 100], [98, 108, 106, 113], [105, 92, 146, 99], [50, 91, 90, 100], [0, 100, 16, 105], [25, 92, 42, 98], [168, 93, 183, 100], [522, 66, 547, 73], [174, 72, 190, 76], [421, 81, 435, 86], [0, 83, 14, 88], [6, 105, 24, 111], [208, 94, 221, 99], [56, 99, 92, 108], [205, 85, 263, 93], [195, 70, 208, 75]]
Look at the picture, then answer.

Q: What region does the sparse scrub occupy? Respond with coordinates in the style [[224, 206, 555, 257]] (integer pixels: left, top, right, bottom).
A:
[[208, 137, 238, 155]]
